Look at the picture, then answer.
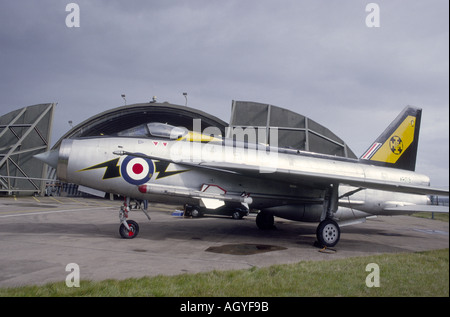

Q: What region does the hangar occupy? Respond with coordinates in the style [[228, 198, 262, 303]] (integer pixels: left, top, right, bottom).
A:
[[1, 100, 356, 196], [53, 100, 355, 157], [0, 103, 55, 195], [52, 102, 228, 148], [228, 101, 356, 158]]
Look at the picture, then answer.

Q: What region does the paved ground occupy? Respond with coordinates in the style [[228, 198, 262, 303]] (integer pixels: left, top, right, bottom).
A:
[[0, 196, 448, 288]]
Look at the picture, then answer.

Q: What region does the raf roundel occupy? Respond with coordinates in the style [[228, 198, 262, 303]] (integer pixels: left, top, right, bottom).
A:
[[121, 155, 154, 185]]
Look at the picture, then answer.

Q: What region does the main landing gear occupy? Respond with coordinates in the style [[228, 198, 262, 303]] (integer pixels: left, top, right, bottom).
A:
[[255, 185, 342, 248], [256, 211, 341, 248], [118, 197, 150, 239], [255, 211, 275, 230], [316, 219, 340, 248], [315, 184, 341, 248]]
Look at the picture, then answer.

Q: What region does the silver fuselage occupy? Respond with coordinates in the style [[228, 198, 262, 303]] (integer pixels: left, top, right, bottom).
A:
[[55, 136, 431, 223]]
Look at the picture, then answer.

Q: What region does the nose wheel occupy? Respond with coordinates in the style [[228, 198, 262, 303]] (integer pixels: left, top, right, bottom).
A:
[[119, 220, 140, 239], [118, 197, 144, 239]]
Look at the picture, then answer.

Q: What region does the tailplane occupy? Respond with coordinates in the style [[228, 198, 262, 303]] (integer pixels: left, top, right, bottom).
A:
[[360, 106, 422, 171]]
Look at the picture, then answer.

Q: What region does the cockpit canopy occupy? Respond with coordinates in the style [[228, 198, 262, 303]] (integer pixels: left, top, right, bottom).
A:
[[116, 122, 188, 140]]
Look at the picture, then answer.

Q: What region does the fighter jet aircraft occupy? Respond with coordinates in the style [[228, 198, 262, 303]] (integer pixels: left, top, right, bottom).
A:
[[35, 106, 448, 247]]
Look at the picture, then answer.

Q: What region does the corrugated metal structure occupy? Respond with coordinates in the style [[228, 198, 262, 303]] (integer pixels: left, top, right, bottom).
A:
[[53, 102, 228, 149], [0, 103, 55, 195], [228, 101, 356, 158]]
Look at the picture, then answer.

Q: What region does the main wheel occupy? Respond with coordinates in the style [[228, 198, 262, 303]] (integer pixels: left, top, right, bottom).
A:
[[119, 220, 140, 239], [256, 212, 275, 230], [231, 208, 248, 220], [316, 219, 340, 247], [191, 208, 203, 218]]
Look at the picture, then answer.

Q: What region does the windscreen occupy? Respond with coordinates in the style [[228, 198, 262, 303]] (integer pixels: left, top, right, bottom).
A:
[[147, 122, 188, 139]]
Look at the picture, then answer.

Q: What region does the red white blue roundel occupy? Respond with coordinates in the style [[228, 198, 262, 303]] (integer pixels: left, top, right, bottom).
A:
[[121, 155, 154, 185]]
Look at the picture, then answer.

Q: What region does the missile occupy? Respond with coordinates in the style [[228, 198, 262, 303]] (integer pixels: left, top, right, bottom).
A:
[[138, 183, 252, 207]]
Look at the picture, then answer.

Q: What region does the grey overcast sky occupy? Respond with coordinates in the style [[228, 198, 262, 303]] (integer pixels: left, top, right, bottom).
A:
[[0, 0, 448, 188]]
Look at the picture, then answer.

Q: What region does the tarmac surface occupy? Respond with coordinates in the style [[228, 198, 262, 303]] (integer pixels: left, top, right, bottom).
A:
[[0, 196, 448, 288]]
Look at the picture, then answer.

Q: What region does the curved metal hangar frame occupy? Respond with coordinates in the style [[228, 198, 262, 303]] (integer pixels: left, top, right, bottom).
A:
[[53, 102, 228, 149]]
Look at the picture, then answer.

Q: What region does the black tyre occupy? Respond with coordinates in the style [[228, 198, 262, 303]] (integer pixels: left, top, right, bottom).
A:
[[231, 211, 241, 219], [316, 219, 340, 247], [256, 212, 274, 230], [191, 208, 203, 218], [119, 220, 140, 239]]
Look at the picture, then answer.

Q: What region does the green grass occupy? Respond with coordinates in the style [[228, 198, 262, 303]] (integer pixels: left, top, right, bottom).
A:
[[1, 249, 448, 297], [413, 212, 449, 222]]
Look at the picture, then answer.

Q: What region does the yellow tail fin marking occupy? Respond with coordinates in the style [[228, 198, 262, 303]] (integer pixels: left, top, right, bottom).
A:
[[370, 116, 416, 164]]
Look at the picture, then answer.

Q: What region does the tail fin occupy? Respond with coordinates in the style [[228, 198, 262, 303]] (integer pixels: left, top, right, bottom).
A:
[[360, 106, 422, 171]]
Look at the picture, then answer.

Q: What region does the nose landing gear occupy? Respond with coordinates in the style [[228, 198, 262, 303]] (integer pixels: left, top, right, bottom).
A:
[[118, 197, 149, 239], [119, 219, 140, 239]]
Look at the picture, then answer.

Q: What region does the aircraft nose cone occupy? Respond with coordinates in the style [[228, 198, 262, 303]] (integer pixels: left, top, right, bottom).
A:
[[34, 150, 59, 169]]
